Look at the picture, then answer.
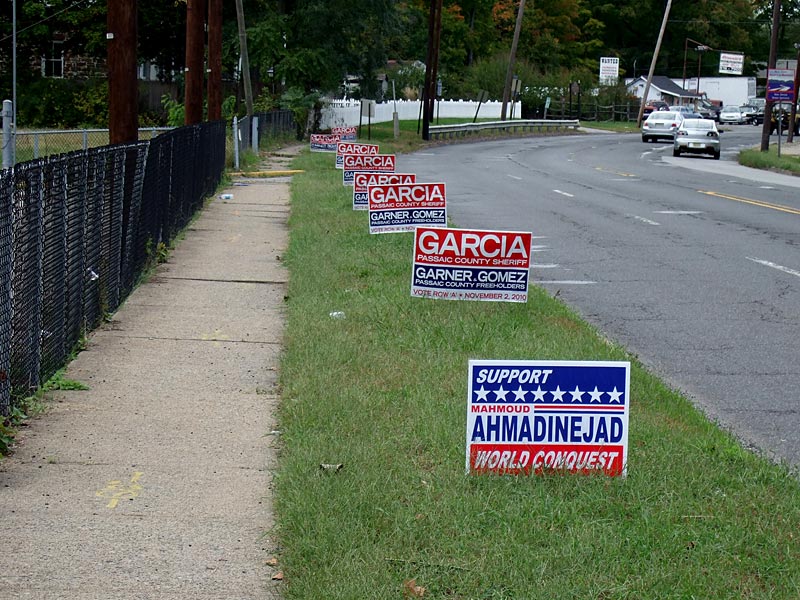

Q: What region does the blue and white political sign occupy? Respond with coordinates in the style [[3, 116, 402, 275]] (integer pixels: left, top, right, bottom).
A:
[[466, 360, 630, 476], [411, 227, 531, 302], [767, 69, 795, 102]]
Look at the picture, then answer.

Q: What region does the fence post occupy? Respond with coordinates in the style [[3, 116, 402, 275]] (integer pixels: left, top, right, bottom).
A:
[[1, 100, 12, 169], [251, 116, 259, 153], [233, 116, 240, 170], [82, 130, 89, 150]]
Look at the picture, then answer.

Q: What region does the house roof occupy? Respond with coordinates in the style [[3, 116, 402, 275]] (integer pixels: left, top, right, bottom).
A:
[[628, 75, 699, 99]]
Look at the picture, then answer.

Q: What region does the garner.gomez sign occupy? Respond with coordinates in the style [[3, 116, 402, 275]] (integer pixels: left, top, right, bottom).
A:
[[353, 172, 416, 210], [466, 360, 630, 476], [368, 182, 447, 234], [342, 154, 396, 186], [310, 134, 340, 152], [411, 227, 531, 302], [335, 142, 380, 169]]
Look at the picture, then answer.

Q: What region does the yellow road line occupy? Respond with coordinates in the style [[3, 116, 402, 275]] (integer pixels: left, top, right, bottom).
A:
[[594, 166, 636, 178], [699, 190, 800, 215], [96, 471, 144, 509]]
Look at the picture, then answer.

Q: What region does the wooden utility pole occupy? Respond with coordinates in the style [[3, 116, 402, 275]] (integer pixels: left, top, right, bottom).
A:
[[636, 0, 672, 127], [501, 0, 525, 121], [235, 0, 254, 117], [108, 0, 138, 143], [761, 0, 782, 151], [207, 0, 223, 121], [422, 0, 443, 140], [184, 0, 205, 125]]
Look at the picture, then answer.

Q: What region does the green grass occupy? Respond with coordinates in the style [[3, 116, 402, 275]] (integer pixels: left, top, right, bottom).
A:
[[580, 120, 640, 133], [739, 146, 800, 175], [275, 145, 800, 599]]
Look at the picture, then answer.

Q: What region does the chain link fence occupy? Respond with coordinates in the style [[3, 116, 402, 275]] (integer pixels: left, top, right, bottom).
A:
[[0, 120, 225, 415], [232, 110, 295, 169], [14, 128, 173, 163]]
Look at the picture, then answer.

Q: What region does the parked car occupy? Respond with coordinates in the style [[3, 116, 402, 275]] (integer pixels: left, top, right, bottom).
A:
[[739, 105, 759, 124], [751, 107, 765, 126], [669, 105, 694, 115], [672, 118, 721, 160], [719, 106, 747, 125], [641, 111, 684, 142], [643, 100, 670, 116], [697, 99, 722, 121]]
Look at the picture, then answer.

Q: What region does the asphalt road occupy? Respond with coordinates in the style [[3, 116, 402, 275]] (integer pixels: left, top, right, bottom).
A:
[[399, 126, 800, 468]]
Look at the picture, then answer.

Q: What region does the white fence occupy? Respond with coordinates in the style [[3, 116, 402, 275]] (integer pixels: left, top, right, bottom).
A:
[[320, 99, 523, 129]]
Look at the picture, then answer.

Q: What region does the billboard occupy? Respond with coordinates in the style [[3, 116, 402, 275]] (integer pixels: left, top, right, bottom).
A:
[[368, 183, 447, 234], [599, 57, 619, 85], [718, 53, 744, 75], [353, 172, 416, 211], [466, 360, 630, 476], [411, 227, 531, 302]]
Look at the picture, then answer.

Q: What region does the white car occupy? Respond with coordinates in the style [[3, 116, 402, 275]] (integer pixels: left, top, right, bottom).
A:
[[718, 107, 746, 125], [641, 111, 684, 142]]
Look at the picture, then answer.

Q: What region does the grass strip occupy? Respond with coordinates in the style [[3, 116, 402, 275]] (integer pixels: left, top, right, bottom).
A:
[[275, 132, 800, 599], [739, 146, 800, 175]]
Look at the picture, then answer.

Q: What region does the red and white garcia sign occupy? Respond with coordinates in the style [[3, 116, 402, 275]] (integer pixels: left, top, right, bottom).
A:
[[368, 183, 447, 234], [352, 172, 416, 210], [335, 142, 380, 169], [343, 154, 396, 171]]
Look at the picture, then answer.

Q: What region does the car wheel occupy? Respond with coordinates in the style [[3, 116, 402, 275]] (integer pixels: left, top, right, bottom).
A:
[[642, 136, 649, 143], [673, 147, 680, 157], [713, 150, 720, 160]]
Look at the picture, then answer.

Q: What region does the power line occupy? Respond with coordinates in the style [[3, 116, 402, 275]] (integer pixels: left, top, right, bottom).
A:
[[0, 0, 93, 43]]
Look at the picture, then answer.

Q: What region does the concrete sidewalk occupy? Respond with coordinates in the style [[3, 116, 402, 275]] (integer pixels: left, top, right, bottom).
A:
[[0, 146, 303, 599]]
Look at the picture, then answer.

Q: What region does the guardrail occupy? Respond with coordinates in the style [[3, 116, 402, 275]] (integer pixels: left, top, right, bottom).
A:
[[428, 119, 580, 140]]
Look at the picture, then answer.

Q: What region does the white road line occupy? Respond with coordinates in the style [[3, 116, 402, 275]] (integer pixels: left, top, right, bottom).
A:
[[532, 264, 560, 269], [538, 280, 597, 285], [759, 186, 776, 189], [629, 214, 660, 225], [553, 189, 574, 197], [654, 210, 703, 214], [507, 174, 523, 180], [746, 257, 800, 279], [531, 245, 549, 250]]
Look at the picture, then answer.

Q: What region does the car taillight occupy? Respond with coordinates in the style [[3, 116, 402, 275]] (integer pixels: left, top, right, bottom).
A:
[[706, 131, 718, 138]]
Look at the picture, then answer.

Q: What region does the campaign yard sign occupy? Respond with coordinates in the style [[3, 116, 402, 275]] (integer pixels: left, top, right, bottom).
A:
[[411, 227, 531, 302], [336, 142, 380, 169], [342, 154, 396, 186], [466, 360, 630, 476], [353, 172, 416, 210], [332, 126, 358, 141], [368, 182, 447, 234], [310, 134, 340, 152]]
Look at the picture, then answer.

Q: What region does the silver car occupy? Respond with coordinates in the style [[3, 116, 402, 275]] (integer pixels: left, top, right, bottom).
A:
[[672, 118, 721, 159], [719, 106, 746, 125], [641, 111, 684, 142]]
